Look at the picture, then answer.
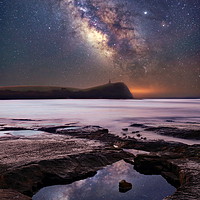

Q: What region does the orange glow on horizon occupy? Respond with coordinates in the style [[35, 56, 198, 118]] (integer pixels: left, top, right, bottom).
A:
[[130, 87, 169, 98], [130, 88, 155, 94]]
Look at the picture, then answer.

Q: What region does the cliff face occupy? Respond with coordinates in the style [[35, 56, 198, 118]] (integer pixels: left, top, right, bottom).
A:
[[74, 82, 133, 99], [0, 82, 133, 99]]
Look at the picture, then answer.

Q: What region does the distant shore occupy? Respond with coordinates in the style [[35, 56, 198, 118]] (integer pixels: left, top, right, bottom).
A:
[[0, 82, 133, 99]]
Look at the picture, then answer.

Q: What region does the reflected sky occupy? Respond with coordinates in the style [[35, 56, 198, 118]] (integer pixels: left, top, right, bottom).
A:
[[33, 160, 175, 200], [0, 130, 44, 137]]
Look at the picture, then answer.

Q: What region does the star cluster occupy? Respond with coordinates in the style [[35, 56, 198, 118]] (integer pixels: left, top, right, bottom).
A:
[[0, 0, 200, 97]]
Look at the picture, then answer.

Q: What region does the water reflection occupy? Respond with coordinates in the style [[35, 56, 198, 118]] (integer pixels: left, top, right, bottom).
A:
[[0, 130, 44, 137], [33, 160, 176, 200]]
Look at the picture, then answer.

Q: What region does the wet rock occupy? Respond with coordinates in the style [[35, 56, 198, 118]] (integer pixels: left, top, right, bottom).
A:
[[38, 125, 78, 133], [40, 125, 109, 136], [134, 154, 180, 187], [144, 126, 200, 140], [55, 125, 137, 146], [166, 120, 175, 123], [57, 125, 109, 134], [130, 122, 200, 140], [0, 189, 31, 200], [0, 127, 28, 131], [130, 123, 147, 128], [12, 119, 42, 122], [119, 180, 132, 193], [0, 122, 199, 200], [134, 145, 200, 200], [0, 135, 131, 196], [136, 134, 141, 137], [123, 157, 135, 165], [132, 131, 139, 134], [122, 128, 128, 131]]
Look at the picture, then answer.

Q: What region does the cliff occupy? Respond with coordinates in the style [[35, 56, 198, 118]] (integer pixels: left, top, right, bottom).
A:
[[0, 82, 133, 99]]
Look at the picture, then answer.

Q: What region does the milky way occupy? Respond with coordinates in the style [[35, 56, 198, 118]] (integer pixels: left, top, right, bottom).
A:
[[61, 0, 148, 69]]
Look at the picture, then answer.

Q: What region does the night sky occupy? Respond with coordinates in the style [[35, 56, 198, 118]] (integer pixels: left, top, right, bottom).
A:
[[0, 0, 200, 98]]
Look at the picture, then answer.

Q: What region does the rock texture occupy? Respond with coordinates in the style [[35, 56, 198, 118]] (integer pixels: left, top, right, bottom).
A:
[[130, 123, 200, 140], [0, 130, 132, 198], [0, 150, 130, 196], [0, 189, 31, 200], [134, 145, 200, 200], [145, 126, 200, 140], [119, 180, 132, 193], [0, 124, 199, 200]]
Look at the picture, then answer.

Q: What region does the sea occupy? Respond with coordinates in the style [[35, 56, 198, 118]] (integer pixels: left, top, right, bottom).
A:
[[0, 99, 199, 145]]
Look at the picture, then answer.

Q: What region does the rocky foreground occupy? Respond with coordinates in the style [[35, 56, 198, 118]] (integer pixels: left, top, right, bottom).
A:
[[0, 124, 199, 200]]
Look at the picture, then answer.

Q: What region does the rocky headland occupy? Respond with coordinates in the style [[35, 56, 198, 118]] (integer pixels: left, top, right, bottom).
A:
[[0, 82, 133, 99], [0, 122, 199, 200]]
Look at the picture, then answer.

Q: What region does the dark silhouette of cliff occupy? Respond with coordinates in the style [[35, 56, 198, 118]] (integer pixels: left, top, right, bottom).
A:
[[0, 82, 133, 99]]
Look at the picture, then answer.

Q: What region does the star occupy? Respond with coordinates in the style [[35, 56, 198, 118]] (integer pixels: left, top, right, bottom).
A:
[[161, 21, 168, 27], [144, 11, 148, 15]]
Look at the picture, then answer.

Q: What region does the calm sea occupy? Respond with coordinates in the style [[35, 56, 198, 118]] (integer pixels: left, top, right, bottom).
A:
[[0, 99, 199, 144]]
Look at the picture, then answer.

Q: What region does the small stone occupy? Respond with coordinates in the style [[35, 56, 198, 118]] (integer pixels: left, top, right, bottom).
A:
[[119, 180, 132, 193], [132, 131, 139, 134]]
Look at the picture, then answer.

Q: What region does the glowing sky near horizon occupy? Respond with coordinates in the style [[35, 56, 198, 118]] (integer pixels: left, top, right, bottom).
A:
[[0, 0, 200, 98]]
